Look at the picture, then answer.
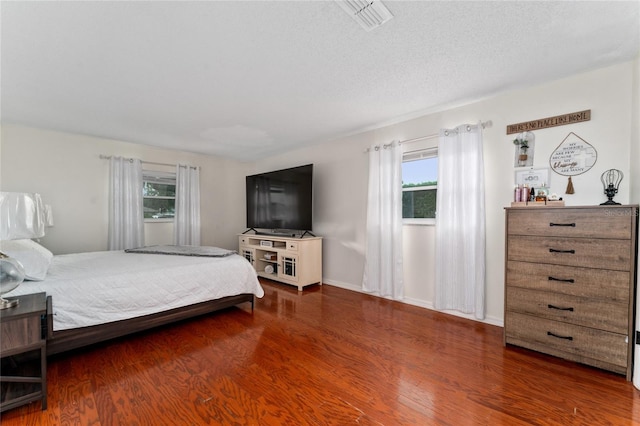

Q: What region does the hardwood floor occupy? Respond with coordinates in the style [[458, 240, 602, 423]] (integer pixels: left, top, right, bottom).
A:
[[2, 279, 640, 425]]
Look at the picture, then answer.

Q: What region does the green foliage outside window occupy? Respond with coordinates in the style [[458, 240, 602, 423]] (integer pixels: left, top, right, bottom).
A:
[[143, 180, 176, 219], [403, 183, 437, 219], [143, 182, 175, 197], [402, 153, 437, 220]]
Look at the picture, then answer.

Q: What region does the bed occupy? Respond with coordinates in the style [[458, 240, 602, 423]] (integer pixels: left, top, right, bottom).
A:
[[1, 240, 264, 355]]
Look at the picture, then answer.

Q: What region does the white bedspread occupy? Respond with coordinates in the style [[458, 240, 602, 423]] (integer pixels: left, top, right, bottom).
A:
[[7, 250, 264, 331]]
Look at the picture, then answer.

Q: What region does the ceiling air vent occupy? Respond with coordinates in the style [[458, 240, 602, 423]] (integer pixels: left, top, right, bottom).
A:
[[336, 0, 394, 32]]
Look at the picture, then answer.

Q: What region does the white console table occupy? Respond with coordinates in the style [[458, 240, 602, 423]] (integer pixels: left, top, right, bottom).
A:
[[239, 234, 322, 291]]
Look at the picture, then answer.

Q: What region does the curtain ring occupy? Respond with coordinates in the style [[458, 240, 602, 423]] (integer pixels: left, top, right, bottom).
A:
[[374, 146, 380, 151], [444, 130, 449, 136], [466, 125, 471, 132]]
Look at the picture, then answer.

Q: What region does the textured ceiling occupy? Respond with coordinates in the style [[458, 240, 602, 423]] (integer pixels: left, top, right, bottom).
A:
[[2, 1, 639, 162]]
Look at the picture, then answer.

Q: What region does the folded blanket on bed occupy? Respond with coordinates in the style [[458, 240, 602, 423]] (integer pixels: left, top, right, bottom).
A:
[[125, 245, 237, 257]]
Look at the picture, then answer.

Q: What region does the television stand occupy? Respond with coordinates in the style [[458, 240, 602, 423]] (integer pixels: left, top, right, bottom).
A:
[[238, 234, 322, 291]]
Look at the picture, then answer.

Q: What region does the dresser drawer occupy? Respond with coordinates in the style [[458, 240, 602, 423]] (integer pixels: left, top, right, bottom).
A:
[[506, 287, 628, 333], [507, 208, 633, 239], [505, 312, 628, 369], [507, 235, 631, 271], [506, 261, 630, 302]]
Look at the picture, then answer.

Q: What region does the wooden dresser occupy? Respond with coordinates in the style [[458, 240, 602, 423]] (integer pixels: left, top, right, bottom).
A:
[[504, 205, 638, 380]]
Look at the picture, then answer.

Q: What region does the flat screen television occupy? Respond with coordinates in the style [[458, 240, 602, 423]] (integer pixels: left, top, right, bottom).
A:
[[246, 164, 313, 234]]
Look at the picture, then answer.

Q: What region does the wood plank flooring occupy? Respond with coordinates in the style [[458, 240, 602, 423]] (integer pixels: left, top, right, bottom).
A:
[[2, 279, 640, 425]]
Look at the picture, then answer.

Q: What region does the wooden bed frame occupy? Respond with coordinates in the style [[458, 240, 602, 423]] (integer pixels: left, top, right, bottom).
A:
[[45, 293, 254, 356]]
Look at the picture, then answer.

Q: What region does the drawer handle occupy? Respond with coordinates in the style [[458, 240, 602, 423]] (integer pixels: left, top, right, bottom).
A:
[[549, 248, 575, 254], [547, 304, 574, 312], [548, 276, 575, 283], [549, 222, 576, 227], [547, 331, 573, 341]]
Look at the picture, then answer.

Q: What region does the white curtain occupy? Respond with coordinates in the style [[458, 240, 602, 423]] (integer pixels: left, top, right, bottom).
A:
[[362, 142, 403, 299], [174, 165, 201, 246], [108, 157, 144, 250], [435, 123, 486, 319]]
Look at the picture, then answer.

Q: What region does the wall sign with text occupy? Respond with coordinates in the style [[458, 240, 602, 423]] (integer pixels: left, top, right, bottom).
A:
[[506, 110, 591, 135], [549, 132, 597, 194], [549, 132, 598, 176]]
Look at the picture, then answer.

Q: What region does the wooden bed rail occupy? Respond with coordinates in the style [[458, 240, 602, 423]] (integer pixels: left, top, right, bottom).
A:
[[45, 294, 255, 356]]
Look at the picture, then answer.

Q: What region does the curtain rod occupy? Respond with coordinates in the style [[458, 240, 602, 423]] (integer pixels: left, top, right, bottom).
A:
[[364, 120, 492, 153], [400, 120, 493, 145], [399, 134, 438, 144], [99, 155, 198, 169]]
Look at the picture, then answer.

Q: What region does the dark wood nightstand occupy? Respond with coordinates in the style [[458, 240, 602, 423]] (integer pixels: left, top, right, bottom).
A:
[[0, 292, 47, 412]]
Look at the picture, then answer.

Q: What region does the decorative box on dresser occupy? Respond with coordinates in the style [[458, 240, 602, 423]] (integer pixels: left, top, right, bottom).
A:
[[504, 205, 639, 380]]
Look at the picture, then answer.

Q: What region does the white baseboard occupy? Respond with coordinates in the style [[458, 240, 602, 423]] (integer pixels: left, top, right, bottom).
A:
[[402, 296, 504, 327], [322, 279, 504, 328], [322, 278, 361, 292]]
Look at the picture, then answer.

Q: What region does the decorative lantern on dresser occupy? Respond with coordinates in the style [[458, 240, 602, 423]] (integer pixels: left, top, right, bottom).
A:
[[504, 205, 639, 380]]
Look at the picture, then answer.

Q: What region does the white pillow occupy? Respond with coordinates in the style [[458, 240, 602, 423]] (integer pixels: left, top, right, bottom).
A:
[[0, 239, 53, 281]]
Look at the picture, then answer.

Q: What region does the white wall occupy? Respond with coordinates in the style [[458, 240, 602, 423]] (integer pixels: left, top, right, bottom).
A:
[[1, 60, 637, 326], [630, 56, 640, 389], [0, 125, 250, 254], [253, 61, 639, 325], [631, 56, 640, 205]]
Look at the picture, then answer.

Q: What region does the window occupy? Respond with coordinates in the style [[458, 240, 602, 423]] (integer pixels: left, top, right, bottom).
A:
[[402, 148, 437, 224], [143, 171, 176, 221]]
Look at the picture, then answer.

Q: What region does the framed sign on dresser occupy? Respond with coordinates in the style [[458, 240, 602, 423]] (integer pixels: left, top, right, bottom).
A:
[[504, 205, 639, 380]]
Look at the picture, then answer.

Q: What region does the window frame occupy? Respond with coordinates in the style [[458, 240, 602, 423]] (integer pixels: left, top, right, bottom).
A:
[[143, 170, 176, 223], [402, 147, 438, 226]]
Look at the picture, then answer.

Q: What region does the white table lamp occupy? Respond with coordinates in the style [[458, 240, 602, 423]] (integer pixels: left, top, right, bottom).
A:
[[0, 192, 47, 309]]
